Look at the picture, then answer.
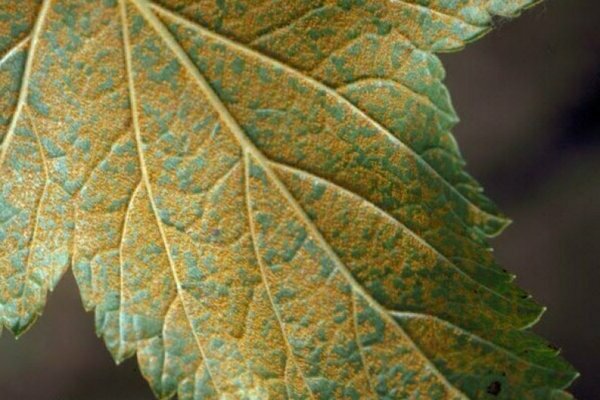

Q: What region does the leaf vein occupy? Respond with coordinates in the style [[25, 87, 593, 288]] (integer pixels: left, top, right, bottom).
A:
[[0, 0, 51, 168], [243, 150, 316, 399], [120, 0, 222, 394], [18, 107, 50, 317], [0, 35, 30, 68], [268, 160, 525, 308]]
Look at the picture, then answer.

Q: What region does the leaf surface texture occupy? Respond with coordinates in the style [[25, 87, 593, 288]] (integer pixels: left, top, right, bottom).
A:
[[0, 0, 576, 399]]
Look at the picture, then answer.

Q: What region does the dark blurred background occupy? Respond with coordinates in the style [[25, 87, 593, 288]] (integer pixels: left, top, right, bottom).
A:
[[1, 1, 598, 399]]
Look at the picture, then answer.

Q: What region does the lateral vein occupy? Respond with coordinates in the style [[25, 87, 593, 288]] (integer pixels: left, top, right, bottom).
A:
[[0, 35, 30, 68], [0, 0, 51, 167], [243, 151, 316, 400], [119, 0, 222, 394]]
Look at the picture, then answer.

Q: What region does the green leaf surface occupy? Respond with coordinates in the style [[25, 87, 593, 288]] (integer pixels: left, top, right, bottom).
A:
[[0, 0, 577, 399]]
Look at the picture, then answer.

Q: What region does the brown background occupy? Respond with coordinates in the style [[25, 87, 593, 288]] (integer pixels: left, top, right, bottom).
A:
[[1, 1, 598, 399]]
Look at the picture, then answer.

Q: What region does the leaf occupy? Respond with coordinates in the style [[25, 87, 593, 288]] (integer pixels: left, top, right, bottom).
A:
[[0, 0, 577, 399]]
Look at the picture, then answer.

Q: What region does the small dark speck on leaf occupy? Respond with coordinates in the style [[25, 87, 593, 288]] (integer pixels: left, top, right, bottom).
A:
[[487, 381, 502, 396]]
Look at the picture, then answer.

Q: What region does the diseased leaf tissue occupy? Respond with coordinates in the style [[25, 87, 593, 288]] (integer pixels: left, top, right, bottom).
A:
[[0, 0, 577, 399]]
